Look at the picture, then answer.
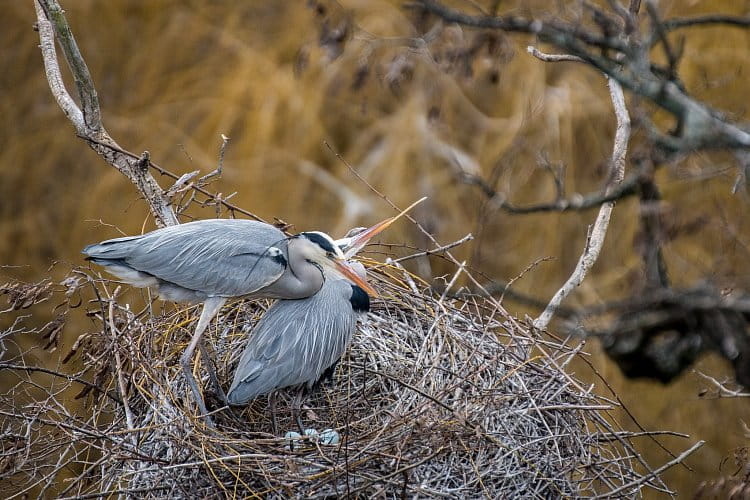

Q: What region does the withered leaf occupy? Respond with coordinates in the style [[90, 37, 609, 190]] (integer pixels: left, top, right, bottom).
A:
[[40, 314, 66, 351], [0, 280, 52, 310]]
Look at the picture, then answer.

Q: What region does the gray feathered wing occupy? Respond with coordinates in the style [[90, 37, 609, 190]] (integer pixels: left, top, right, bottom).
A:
[[82, 219, 288, 297], [227, 279, 356, 405]]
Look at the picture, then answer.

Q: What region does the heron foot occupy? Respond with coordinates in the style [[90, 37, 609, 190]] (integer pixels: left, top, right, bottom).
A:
[[292, 386, 306, 434], [181, 353, 215, 428]]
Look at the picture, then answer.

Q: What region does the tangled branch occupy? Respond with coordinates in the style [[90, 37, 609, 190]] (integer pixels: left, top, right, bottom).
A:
[[414, 0, 750, 154]]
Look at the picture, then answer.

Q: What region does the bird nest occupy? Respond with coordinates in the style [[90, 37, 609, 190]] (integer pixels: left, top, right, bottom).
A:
[[2, 261, 671, 498]]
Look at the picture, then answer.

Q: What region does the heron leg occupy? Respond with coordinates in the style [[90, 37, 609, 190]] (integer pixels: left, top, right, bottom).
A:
[[292, 386, 306, 434], [268, 391, 278, 435], [199, 342, 228, 405], [180, 297, 227, 425]]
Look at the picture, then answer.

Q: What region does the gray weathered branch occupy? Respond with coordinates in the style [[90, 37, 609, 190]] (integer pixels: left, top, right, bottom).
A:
[[415, 0, 750, 155], [35, 0, 178, 227], [535, 78, 630, 330]]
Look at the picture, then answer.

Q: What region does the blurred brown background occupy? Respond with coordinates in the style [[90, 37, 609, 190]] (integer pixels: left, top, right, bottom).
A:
[[2, 1, 749, 496]]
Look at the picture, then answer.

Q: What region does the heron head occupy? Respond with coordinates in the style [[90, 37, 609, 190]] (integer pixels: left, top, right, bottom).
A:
[[295, 231, 377, 297]]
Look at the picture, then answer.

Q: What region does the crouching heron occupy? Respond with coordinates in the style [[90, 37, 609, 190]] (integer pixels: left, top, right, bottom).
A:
[[226, 257, 370, 432], [82, 219, 390, 421]]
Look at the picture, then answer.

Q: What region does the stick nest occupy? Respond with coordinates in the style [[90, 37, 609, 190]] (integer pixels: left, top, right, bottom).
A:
[[2, 263, 666, 498]]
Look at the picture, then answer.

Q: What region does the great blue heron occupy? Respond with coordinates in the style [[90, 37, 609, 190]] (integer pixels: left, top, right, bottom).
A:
[[226, 259, 370, 432], [82, 219, 390, 420]]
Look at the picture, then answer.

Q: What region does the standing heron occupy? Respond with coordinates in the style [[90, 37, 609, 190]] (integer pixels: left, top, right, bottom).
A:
[[226, 248, 370, 432], [82, 219, 389, 420]]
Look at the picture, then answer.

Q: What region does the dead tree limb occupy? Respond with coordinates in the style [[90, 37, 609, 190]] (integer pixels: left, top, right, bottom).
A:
[[663, 15, 750, 32], [457, 156, 641, 215], [535, 77, 630, 330], [34, 0, 178, 228], [413, 0, 750, 155]]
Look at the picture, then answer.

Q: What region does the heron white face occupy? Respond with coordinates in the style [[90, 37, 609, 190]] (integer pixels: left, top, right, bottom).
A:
[[297, 232, 378, 297], [299, 231, 345, 259]]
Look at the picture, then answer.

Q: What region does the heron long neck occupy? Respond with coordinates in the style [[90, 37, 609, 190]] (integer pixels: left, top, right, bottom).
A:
[[267, 240, 325, 299]]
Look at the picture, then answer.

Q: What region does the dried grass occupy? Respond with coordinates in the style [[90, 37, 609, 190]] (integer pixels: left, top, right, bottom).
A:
[[1, 259, 675, 498]]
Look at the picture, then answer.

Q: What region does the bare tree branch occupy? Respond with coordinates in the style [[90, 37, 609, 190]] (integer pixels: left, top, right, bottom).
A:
[[370, 234, 474, 269], [446, 134, 641, 214], [78, 134, 265, 222], [495, 172, 640, 214], [663, 14, 750, 32], [198, 134, 230, 184], [527, 46, 584, 63], [535, 79, 630, 330], [694, 370, 750, 398], [414, 0, 750, 155], [35, 0, 178, 227], [645, 1, 678, 80], [37, 0, 101, 130]]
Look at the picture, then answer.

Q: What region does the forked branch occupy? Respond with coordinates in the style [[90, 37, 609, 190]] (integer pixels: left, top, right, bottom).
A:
[[534, 77, 630, 329], [34, 0, 178, 227], [415, 0, 750, 155]]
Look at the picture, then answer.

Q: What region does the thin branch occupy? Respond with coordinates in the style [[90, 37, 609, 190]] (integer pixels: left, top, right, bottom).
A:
[[694, 370, 750, 398], [629, 0, 642, 16], [440, 260, 466, 302], [596, 440, 705, 498], [0, 362, 121, 405], [498, 256, 554, 304], [454, 150, 641, 214], [198, 134, 230, 184], [476, 280, 578, 316], [645, 1, 678, 80], [527, 46, 584, 63], [164, 170, 200, 199], [534, 79, 630, 330], [663, 14, 750, 32], [384, 233, 474, 265], [500, 175, 638, 213], [625, 0, 642, 36], [78, 134, 264, 222]]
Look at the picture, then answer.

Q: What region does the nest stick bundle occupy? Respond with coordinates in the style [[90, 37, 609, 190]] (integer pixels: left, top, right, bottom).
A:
[[61, 260, 662, 498]]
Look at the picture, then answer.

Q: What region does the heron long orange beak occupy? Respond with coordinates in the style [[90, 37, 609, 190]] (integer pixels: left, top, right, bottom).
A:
[[334, 260, 379, 298], [341, 197, 426, 259]]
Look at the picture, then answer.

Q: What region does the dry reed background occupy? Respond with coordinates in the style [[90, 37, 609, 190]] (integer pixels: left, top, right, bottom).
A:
[[2, 0, 750, 496]]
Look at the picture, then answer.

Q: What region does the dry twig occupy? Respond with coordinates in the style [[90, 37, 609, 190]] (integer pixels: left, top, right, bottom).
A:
[[34, 0, 178, 227]]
